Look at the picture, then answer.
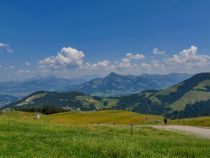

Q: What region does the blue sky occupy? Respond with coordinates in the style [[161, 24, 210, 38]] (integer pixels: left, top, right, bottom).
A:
[[0, 0, 210, 80]]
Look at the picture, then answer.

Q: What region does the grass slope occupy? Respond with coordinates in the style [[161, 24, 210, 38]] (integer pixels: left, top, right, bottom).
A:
[[0, 110, 162, 125], [0, 111, 210, 158], [170, 116, 210, 127], [169, 90, 210, 111], [118, 73, 210, 118], [43, 110, 162, 125]]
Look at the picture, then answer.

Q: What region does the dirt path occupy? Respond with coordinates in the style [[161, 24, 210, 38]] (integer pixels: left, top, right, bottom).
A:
[[153, 125, 210, 138]]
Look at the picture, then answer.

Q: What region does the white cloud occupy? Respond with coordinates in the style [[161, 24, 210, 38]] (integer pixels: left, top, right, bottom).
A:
[[0, 43, 13, 53], [117, 46, 210, 75], [9, 65, 15, 69], [16, 69, 31, 75], [36, 45, 210, 78], [126, 53, 145, 59], [0, 65, 15, 70], [83, 60, 116, 71], [153, 48, 165, 55], [118, 58, 132, 68], [39, 47, 84, 69], [164, 46, 210, 73], [25, 61, 31, 66]]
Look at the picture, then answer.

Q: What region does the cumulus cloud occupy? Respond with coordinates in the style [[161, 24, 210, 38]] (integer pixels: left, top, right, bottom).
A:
[[9, 65, 15, 69], [153, 48, 165, 55], [0, 43, 13, 53], [25, 61, 31, 66], [0, 65, 15, 70], [167, 46, 207, 64], [39, 47, 84, 69], [120, 46, 210, 74], [118, 58, 132, 68], [165, 46, 210, 73], [126, 53, 145, 59], [37, 45, 210, 78], [16, 69, 31, 75], [83, 60, 116, 71]]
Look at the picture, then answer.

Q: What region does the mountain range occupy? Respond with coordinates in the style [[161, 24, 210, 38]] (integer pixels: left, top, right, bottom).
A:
[[3, 72, 210, 118], [0, 72, 191, 107], [70, 72, 192, 96], [0, 75, 94, 97], [0, 73, 192, 97], [0, 94, 18, 108]]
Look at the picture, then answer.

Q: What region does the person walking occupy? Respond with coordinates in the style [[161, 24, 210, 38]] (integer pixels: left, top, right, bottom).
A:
[[164, 117, 168, 126]]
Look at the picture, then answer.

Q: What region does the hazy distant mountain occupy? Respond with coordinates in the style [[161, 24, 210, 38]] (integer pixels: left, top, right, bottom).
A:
[[0, 94, 18, 108], [70, 72, 192, 96], [0, 73, 191, 97], [0, 76, 75, 97]]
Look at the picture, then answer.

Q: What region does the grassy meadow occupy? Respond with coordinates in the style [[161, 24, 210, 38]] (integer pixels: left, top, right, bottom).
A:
[[0, 110, 162, 125], [0, 110, 210, 158], [170, 116, 210, 127]]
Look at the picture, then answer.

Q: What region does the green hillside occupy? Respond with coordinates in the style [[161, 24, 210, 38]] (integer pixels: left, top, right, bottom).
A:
[[115, 73, 210, 118], [3, 91, 118, 113]]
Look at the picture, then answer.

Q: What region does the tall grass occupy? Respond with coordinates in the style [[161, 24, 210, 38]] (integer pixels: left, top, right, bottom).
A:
[[0, 110, 163, 125], [0, 111, 210, 158], [170, 116, 210, 127]]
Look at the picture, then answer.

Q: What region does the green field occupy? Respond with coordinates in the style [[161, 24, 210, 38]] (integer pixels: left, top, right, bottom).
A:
[[170, 116, 210, 127], [0, 110, 210, 158], [0, 110, 162, 125]]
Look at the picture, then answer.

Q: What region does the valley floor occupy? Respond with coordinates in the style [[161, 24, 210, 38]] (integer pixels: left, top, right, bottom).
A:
[[0, 111, 210, 158]]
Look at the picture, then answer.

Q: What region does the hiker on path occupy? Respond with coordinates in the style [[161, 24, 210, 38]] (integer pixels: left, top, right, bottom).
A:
[[164, 118, 168, 126]]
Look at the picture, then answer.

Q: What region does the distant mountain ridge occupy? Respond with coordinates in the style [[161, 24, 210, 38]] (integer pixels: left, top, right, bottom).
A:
[[4, 72, 210, 118], [70, 72, 192, 96], [0, 73, 192, 97], [0, 75, 90, 97], [0, 94, 18, 108]]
